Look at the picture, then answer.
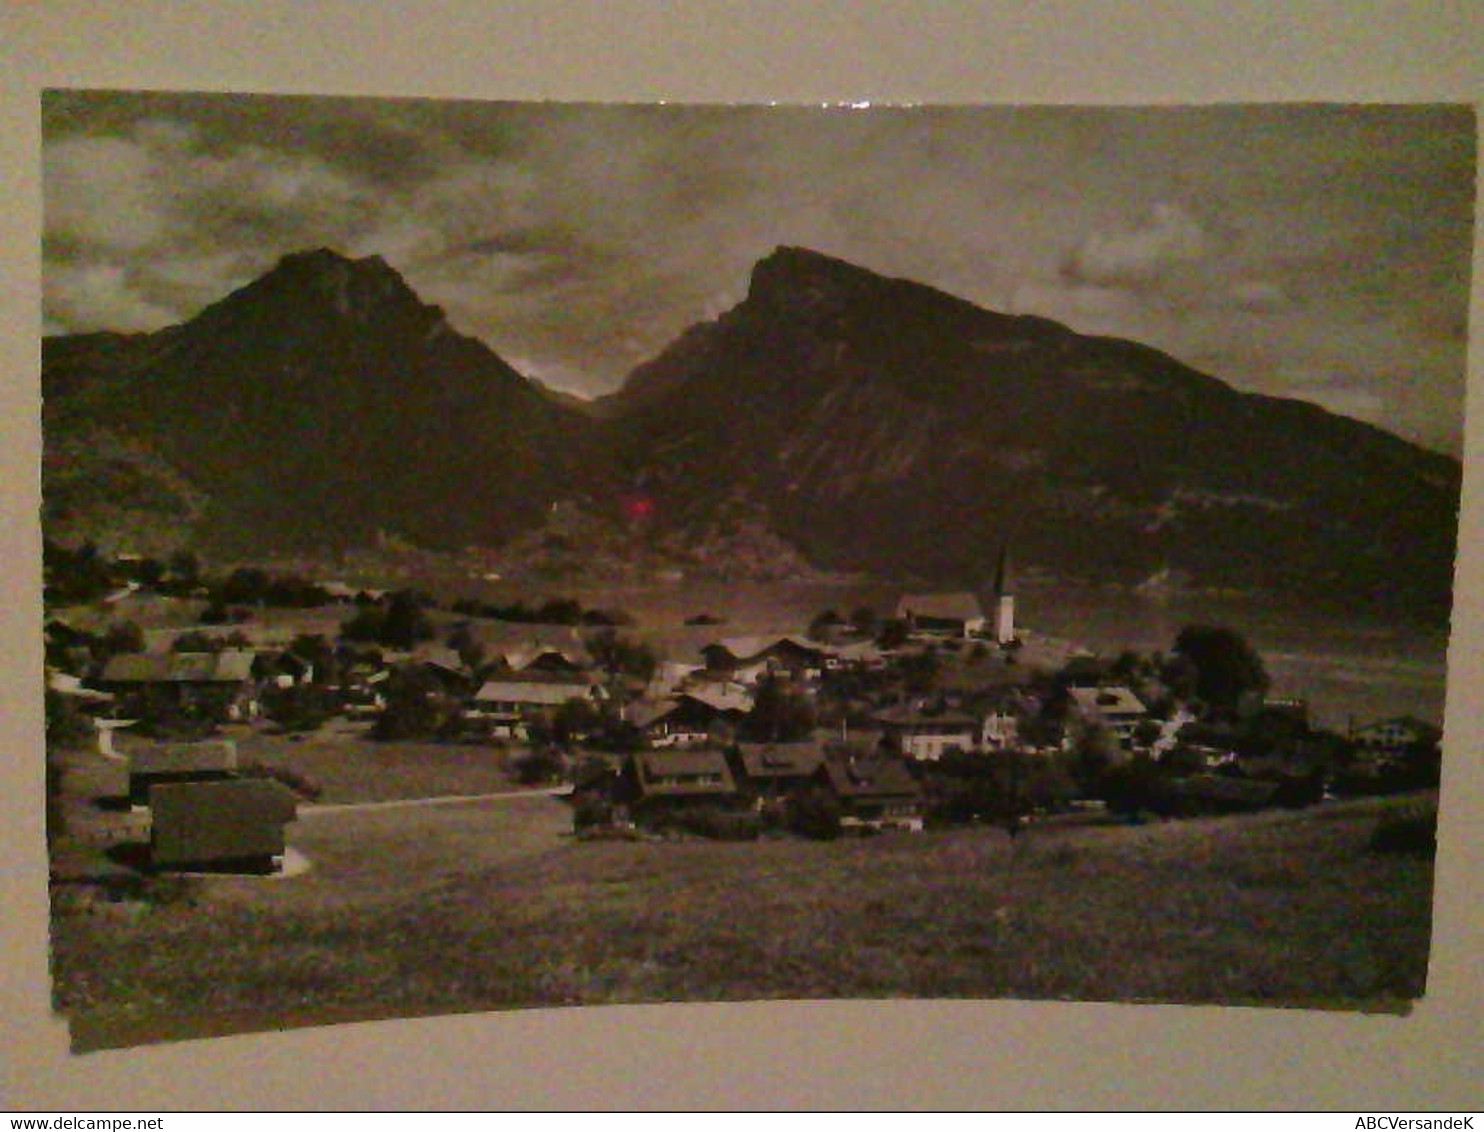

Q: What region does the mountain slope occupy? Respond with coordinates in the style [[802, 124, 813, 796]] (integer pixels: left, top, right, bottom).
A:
[[43, 249, 602, 556], [604, 246, 1460, 615], [42, 244, 1461, 617]]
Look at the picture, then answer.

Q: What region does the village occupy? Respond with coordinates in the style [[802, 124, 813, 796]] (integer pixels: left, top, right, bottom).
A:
[[43, 541, 1443, 874]]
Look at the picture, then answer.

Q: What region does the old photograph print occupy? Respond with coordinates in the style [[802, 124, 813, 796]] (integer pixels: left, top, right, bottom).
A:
[[40, 91, 1472, 1050]]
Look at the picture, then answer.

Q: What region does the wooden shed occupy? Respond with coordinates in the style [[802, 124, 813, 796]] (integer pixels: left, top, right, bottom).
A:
[[149, 778, 299, 871]]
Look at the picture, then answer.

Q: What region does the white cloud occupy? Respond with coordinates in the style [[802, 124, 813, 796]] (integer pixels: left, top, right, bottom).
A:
[[44, 135, 167, 252], [1229, 279, 1290, 311], [1009, 279, 1149, 336], [44, 263, 178, 332], [1065, 202, 1211, 288]]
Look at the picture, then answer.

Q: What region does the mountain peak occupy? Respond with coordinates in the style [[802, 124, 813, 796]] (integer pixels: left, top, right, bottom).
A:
[[201, 246, 438, 332], [748, 245, 889, 299]]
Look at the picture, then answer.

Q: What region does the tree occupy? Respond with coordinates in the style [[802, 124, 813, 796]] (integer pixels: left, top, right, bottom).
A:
[[262, 684, 336, 733], [1172, 625, 1270, 714], [96, 619, 145, 661], [1097, 754, 1176, 819], [167, 550, 201, 589], [380, 591, 436, 650], [552, 697, 602, 748], [877, 618, 911, 650], [172, 630, 223, 653], [1069, 721, 1121, 795], [220, 567, 271, 605], [372, 667, 448, 740], [741, 675, 816, 742], [788, 785, 843, 839], [43, 540, 113, 605], [808, 608, 845, 641], [850, 606, 879, 639], [585, 630, 657, 682]]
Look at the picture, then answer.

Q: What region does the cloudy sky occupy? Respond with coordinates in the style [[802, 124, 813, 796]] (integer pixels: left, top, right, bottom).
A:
[[41, 91, 1475, 455]]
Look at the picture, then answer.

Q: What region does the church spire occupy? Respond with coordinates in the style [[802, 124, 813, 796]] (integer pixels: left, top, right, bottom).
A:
[[992, 543, 1016, 645], [994, 543, 1012, 596]]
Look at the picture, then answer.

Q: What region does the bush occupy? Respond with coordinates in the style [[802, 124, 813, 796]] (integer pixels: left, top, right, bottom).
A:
[[788, 788, 843, 840], [262, 685, 338, 733], [663, 805, 761, 841], [1368, 807, 1437, 857], [571, 790, 616, 830], [512, 746, 567, 786]]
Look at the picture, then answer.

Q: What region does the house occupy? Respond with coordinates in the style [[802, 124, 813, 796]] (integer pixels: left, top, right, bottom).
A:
[[731, 740, 828, 798], [627, 697, 711, 749], [979, 706, 1020, 751], [817, 756, 925, 832], [700, 636, 829, 683], [127, 739, 239, 804], [625, 686, 753, 748], [894, 593, 987, 639], [629, 749, 738, 812], [252, 649, 316, 689], [149, 777, 299, 871], [875, 703, 980, 760], [1067, 685, 1147, 746], [645, 660, 705, 698], [337, 663, 390, 719], [467, 672, 607, 739], [93, 649, 260, 723], [826, 639, 887, 671], [409, 643, 481, 696]]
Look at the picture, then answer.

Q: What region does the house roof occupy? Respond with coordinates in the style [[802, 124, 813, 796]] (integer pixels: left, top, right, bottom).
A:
[[474, 678, 598, 706], [130, 739, 238, 777], [873, 704, 979, 729], [702, 635, 824, 664], [458, 620, 592, 665], [626, 697, 682, 730], [150, 778, 298, 866], [820, 757, 923, 801], [1069, 685, 1147, 717], [633, 749, 737, 796], [504, 646, 584, 672], [99, 650, 257, 684], [679, 686, 754, 714], [412, 644, 469, 674], [895, 592, 985, 623], [831, 640, 884, 663], [735, 741, 827, 779]]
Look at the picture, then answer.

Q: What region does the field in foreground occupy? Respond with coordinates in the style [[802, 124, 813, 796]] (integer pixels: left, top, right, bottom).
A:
[[50, 792, 1436, 1051]]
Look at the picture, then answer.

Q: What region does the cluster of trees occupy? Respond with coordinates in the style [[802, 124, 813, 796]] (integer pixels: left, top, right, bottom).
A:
[[449, 596, 632, 626], [44, 541, 204, 606], [342, 591, 437, 650]]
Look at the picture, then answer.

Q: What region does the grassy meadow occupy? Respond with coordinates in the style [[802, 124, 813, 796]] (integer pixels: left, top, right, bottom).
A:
[[51, 790, 1436, 1051], [227, 726, 527, 804]]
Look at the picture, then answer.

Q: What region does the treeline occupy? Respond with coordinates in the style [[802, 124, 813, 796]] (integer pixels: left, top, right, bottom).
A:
[[46, 540, 638, 629]]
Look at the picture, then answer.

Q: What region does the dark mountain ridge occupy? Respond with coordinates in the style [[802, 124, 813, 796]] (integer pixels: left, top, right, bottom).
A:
[[42, 245, 1461, 618], [45, 249, 602, 556], [603, 246, 1460, 617]]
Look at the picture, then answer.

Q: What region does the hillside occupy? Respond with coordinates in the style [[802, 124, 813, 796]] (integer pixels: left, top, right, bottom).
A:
[[604, 247, 1461, 616], [43, 249, 603, 557], [42, 245, 1462, 616]]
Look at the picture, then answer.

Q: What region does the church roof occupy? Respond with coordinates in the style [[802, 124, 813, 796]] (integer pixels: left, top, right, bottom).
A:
[[895, 592, 984, 623]]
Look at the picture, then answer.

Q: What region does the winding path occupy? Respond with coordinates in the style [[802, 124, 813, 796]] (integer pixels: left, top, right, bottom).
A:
[[297, 785, 571, 818]]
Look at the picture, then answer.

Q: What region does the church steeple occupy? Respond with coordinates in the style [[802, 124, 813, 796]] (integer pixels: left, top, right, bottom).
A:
[[993, 544, 1012, 598], [992, 543, 1016, 645]]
